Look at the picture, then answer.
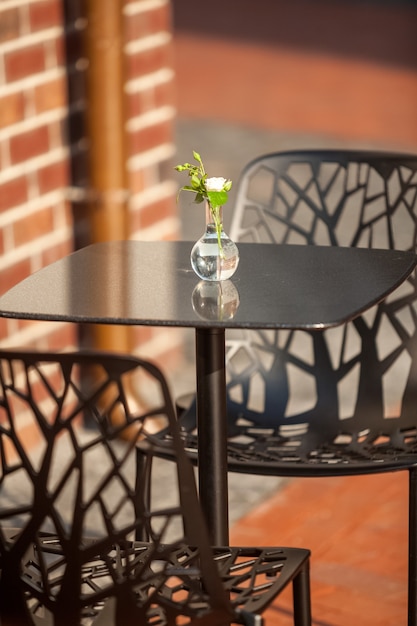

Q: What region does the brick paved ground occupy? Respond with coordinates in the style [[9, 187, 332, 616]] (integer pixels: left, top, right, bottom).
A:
[[232, 472, 408, 626]]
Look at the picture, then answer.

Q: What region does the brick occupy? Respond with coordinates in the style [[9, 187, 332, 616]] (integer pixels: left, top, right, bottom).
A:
[[131, 326, 183, 360], [130, 195, 176, 231], [16, 318, 37, 334], [127, 79, 175, 118], [0, 258, 32, 294], [0, 176, 28, 211], [153, 78, 175, 109], [128, 168, 145, 195], [128, 119, 173, 156], [10, 125, 50, 164], [132, 325, 154, 346], [0, 8, 20, 44], [131, 326, 182, 361], [13, 206, 55, 247], [50, 119, 67, 149], [44, 323, 77, 351], [5, 44, 45, 82], [0, 92, 25, 129], [126, 43, 173, 81], [37, 159, 69, 194], [41, 238, 73, 267], [61, 200, 74, 230], [0, 144, 6, 173], [1, 319, 76, 353], [126, 90, 150, 119], [34, 75, 66, 114], [54, 35, 65, 67], [0, 317, 8, 341], [1, 414, 43, 451], [124, 6, 172, 42], [29, 0, 62, 31]]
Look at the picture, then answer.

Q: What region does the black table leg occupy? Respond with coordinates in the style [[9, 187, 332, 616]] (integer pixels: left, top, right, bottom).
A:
[[195, 327, 229, 546]]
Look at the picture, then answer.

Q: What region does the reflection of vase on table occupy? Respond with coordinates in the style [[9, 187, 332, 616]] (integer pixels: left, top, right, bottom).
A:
[[192, 280, 240, 321], [175, 150, 239, 281]]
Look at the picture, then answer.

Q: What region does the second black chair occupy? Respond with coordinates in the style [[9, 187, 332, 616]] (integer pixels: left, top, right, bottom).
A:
[[138, 150, 417, 625]]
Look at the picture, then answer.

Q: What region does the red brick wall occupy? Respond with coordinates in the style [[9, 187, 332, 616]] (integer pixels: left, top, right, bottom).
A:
[[0, 0, 180, 364], [0, 0, 75, 350]]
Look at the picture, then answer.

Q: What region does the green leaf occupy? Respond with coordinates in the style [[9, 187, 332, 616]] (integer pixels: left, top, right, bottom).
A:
[[207, 190, 227, 209], [194, 193, 205, 204], [191, 174, 201, 189]]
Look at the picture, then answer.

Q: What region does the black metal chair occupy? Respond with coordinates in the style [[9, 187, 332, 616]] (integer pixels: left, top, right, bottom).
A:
[[0, 349, 311, 626], [139, 150, 417, 624]]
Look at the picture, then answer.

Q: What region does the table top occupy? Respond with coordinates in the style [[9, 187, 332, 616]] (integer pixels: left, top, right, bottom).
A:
[[0, 241, 415, 330]]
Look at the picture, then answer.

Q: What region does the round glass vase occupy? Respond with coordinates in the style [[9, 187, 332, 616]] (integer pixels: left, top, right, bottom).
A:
[[190, 203, 239, 281]]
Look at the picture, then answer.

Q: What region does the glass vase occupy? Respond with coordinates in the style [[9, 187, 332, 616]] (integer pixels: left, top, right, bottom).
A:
[[190, 203, 239, 281]]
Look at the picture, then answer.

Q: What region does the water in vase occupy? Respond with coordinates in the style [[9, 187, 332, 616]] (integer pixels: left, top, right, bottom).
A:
[[191, 224, 239, 281]]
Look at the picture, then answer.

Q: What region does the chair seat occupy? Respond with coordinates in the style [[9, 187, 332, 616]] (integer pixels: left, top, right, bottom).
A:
[[6, 529, 309, 625], [146, 396, 417, 477]]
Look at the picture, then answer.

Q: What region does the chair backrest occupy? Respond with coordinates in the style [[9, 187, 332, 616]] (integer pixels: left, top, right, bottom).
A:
[[226, 151, 417, 453], [0, 350, 230, 625], [231, 150, 417, 249]]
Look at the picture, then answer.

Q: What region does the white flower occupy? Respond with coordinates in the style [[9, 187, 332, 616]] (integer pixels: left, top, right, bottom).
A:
[[205, 177, 229, 192]]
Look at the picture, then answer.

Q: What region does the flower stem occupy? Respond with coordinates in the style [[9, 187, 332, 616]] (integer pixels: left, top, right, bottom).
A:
[[210, 204, 225, 259]]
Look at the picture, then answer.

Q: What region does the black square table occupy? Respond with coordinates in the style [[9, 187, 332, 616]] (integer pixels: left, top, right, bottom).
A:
[[0, 240, 416, 544]]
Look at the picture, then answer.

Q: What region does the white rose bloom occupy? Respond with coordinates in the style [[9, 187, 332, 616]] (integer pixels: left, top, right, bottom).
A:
[[205, 177, 228, 192]]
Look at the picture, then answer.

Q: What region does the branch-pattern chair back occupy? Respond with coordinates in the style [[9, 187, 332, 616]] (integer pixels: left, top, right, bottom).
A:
[[225, 151, 417, 467], [0, 351, 231, 625]]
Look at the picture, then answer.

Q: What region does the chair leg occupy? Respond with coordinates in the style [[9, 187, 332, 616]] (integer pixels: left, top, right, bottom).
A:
[[135, 447, 153, 541], [293, 561, 312, 626], [237, 610, 263, 626], [409, 467, 417, 626]]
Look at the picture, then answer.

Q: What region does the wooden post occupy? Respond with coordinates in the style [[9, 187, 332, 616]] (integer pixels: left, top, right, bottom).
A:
[[83, 0, 131, 354]]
